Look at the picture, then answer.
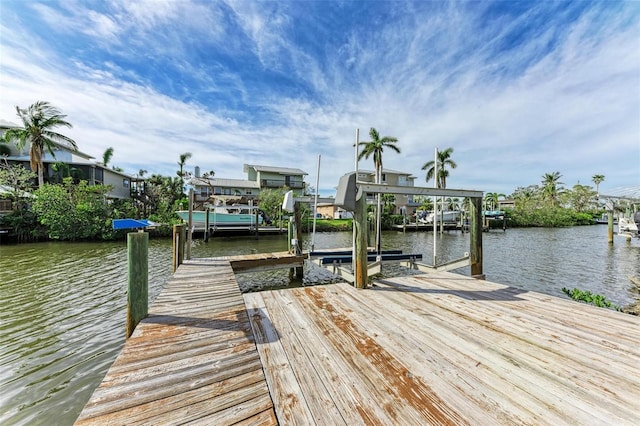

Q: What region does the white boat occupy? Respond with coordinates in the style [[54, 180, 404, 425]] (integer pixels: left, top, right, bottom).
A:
[[176, 204, 267, 228], [417, 210, 461, 224], [617, 216, 639, 238]]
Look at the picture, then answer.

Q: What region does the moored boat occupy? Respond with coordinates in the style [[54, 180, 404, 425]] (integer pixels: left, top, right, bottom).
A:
[[416, 210, 461, 224], [176, 204, 267, 228], [617, 216, 639, 238]]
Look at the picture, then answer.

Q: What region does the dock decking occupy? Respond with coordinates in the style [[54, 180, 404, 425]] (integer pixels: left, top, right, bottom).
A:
[[77, 258, 640, 425], [75, 259, 276, 425]]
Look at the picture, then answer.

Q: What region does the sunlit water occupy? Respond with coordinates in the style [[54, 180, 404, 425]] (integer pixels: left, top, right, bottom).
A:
[[1, 226, 638, 425]]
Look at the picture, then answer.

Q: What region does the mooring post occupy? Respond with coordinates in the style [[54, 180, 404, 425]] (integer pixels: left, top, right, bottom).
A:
[[608, 209, 614, 244], [254, 202, 260, 239], [172, 224, 185, 272], [127, 231, 148, 338], [470, 196, 484, 279], [186, 188, 193, 260], [354, 193, 368, 288], [294, 201, 304, 278], [204, 207, 210, 242]]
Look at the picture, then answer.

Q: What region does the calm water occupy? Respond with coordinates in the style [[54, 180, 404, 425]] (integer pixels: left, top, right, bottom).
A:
[[1, 226, 639, 425]]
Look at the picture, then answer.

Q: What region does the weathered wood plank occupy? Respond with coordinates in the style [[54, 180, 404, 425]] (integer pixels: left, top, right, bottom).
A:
[[251, 274, 640, 425], [75, 259, 276, 425], [244, 291, 317, 425], [267, 288, 399, 425], [253, 290, 347, 425], [330, 282, 598, 423], [289, 286, 468, 425]]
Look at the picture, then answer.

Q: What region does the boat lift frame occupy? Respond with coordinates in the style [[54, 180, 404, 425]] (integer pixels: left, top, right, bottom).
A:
[[335, 174, 485, 289]]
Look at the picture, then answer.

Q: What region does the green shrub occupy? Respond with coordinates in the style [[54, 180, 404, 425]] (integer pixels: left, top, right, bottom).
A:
[[562, 287, 619, 310]]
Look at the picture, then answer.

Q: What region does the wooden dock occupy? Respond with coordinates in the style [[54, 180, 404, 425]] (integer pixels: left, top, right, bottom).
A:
[[222, 251, 307, 273], [77, 259, 640, 425], [75, 259, 277, 425]]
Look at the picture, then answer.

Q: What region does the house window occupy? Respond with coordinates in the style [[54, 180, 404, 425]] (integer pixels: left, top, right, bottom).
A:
[[200, 187, 212, 198], [123, 179, 130, 188], [381, 173, 386, 182], [246, 190, 252, 195]]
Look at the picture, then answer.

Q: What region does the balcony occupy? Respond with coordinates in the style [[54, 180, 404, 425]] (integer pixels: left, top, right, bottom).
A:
[[260, 179, 305, 189]]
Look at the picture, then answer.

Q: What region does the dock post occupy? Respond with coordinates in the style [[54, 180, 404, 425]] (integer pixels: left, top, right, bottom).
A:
[[254, 202, 260, 239], [294, 202, 304, 278], [608, 209, 614, 244], [354, 193, 368, 288], [204, 207, 210, 242], [470, 196, 484, 279], [185, 188, 193, 260], [172, 224, 185, 272], [127, 231, 148, 338], [186, 189, 193, 260]]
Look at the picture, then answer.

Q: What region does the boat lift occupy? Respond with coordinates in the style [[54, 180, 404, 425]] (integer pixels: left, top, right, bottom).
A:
[[333, 171, 485, 288]]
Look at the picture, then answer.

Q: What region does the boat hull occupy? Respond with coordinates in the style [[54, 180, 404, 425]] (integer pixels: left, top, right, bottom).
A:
[[417, 211, 461, 224]]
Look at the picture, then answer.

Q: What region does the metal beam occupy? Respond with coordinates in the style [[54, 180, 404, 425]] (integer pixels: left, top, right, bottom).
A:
[[356, 183, 483, 199]]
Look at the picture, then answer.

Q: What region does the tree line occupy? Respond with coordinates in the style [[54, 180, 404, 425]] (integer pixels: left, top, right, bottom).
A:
[[1, 102, 610, 241]]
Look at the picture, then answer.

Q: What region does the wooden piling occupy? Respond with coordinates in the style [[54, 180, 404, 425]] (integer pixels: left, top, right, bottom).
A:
[[126, 231, 148, 338], [294, 202, 303, 277], [186, 189, 193, 260], [254, 203, 260, 239], [172, 224, 185, 272], [470, 197, 484, 279], [204, 207, 210, 242], [354, 194, 368, 288], [608, 210, 614, 244]]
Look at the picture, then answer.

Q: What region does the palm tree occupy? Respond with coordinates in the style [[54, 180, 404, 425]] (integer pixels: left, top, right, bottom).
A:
[[484, 192, 505, 211], [592, 174, 604, 197], [513, 186, 537, 210], [422, 147, 457, 232], [421, 147, 457, 189], [102, 147, 114, 167], [541, 171, 564, 207], [177, 152, 192, 195], [357, 128, 400, 184], [357, 128, 400, 253], [4, 101, 77, 187]]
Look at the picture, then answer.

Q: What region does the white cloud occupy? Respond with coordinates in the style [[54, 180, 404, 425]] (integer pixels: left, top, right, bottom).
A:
[[0, 2, 638, 196]]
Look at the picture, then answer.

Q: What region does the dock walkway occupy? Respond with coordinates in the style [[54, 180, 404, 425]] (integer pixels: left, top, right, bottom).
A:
[[77, 258, 640, 425], [75, 258, 276, 425]]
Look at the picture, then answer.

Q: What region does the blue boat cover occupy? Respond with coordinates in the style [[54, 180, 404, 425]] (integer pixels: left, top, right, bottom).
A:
[[112, 219, 154, 230]]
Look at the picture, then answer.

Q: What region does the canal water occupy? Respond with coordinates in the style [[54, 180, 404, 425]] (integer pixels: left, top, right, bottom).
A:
[[1, 225, 639, 425]]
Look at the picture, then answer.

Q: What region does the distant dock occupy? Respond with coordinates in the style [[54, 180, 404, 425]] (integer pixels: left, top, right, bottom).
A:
[[76, 258, 640, 424]]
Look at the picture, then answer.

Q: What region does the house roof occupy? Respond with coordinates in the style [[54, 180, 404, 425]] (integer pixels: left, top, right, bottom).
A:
[[190, 177, 260, 189], [51, 141, 95, 160], [243, 164, 308, 176], [358, 168, 417, 178], [1, 126, 95, 160], [0, 119, 20, 129]]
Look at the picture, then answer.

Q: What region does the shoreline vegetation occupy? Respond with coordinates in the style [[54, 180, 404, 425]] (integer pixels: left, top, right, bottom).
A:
[[0, 207, 610, 244], [0, 102, 626, 244]]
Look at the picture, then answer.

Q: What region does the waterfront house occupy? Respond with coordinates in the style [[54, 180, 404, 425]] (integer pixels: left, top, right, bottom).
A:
[[1, 120, 137, 201], [188, 164, 308, 206], [357, 168, 419, 215], [189, 176, 261, 205], [243, 164, 308, 196]]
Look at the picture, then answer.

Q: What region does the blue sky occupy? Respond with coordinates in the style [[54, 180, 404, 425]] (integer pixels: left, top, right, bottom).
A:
[[1, 0, 638, 197]]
